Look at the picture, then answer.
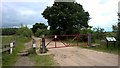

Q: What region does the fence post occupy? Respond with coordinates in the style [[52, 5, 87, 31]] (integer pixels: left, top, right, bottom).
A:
[[88, 33, 91, 47], [10, 42, 13, 54]]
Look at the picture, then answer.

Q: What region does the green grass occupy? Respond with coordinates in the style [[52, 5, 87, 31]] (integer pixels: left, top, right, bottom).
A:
[[28, 48, 54, 66], [1, 36, 15, 48], [79, 43, 119, 55], [2, 35, 31, 66], [64, 37, 119, 54], [29, 55, 54, 66]]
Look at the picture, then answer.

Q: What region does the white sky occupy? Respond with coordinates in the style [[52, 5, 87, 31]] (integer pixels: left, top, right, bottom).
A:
[[1, 0, 120, 31], [76, 0, 120, 31]]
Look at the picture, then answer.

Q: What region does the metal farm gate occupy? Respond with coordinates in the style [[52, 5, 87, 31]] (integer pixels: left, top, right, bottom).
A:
[[45, 34, 90, 49]]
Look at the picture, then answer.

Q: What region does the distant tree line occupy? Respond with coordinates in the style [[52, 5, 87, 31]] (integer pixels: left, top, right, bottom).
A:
[[1, 25, 33, 38], [1, 28, 18, 35]]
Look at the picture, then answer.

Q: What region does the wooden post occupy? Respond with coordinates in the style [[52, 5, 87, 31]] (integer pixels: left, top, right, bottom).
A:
[[32, 43, 36, 52], [10, 42, 13, 54], [55, 35, 57, 48]]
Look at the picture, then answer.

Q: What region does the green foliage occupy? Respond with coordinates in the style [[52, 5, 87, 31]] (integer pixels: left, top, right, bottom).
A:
[[92, 27, 105, 40], [112, 24, 118, 32], [16, 25, 32, 37], [78, 28, 93, 42], [42, 2, 90, 35], [32, 23, 47, 33], [117, 22, 120, 46], [104, 32, 116, 37], [1, 28, 18, 35], [34, 29, 49, 37], [79, 28, 93, 34]]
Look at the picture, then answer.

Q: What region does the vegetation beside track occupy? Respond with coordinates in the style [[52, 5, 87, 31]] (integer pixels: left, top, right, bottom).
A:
[[2, 36, 31, 66], [78, 38, 118, 55], [28, 48, 55, 66]]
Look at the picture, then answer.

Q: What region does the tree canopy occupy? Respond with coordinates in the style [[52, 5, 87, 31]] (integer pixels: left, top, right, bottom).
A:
[[42, 2, 90, 34], [112, 24, 118, 32], [32, 23, 47, 33]]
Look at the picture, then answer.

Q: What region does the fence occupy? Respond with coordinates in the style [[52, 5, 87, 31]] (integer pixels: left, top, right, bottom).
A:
[[2, 41, 15, 54]]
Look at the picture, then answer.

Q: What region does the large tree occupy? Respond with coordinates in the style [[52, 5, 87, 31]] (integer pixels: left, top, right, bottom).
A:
[[42, 2, 90, 34], [32, 23, 47, 33]]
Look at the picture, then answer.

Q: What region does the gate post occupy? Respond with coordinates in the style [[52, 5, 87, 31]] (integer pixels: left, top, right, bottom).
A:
[[55, 35, 57, 48], [76, 35, 78, 46], [66, 35, 68, 46], [88, 33, 91, 47], [40, 35, 47, 53]]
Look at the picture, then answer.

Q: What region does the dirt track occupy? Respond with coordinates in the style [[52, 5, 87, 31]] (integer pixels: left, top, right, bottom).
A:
[[34, 37, 118, 66], [15, 41, 34, 66], [49, 47, 118, 66]]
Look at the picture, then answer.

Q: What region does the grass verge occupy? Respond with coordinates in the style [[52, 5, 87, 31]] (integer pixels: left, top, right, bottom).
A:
[[79, 43, 119, 55], [28, 48, 55, 66]]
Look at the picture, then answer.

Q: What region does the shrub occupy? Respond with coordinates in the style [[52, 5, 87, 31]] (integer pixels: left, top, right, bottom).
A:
[[16, 25, 32, 37], [34, 29, 50, 37], [79, 28, 93, 42], [92, 27, 104, 40]]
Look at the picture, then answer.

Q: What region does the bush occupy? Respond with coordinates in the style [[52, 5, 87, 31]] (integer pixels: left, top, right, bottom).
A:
[[79, 28, 93, 42], [34, 29, 50, 37], [16, 25, 32, 37], [79, 28, 93, 34], [92, 27, 104, 40]]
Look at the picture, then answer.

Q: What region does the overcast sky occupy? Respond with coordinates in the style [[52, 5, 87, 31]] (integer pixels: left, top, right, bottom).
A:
[[1, 0, 120, 31]]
